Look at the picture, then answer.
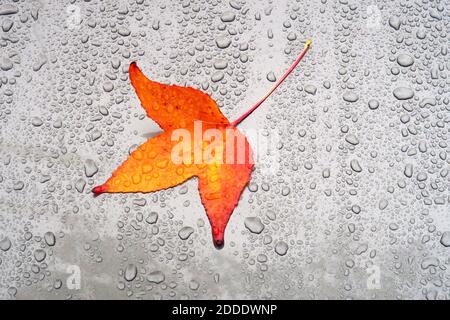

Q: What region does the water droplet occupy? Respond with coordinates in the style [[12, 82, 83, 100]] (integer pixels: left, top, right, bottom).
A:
[[34, 249, 46, 262], [189, 280, 200, 290], [0, 57, 13, 71], [44, 232, 56, 246], [404, 164, 413, 178], [244, 217, 264, 234], [2, 18, 13, 32], [393, 87, 414, 100], [124, 264, 137, 281], [221, 11, 235, 22], [378, 199, 388, 210], [0, 4, 19, 16], [440, 232, 450, 247], [343, 92, 359, 103], [103, 81, 114, 92], [211, 71, 224, 82], [304, 84, 317, 95], [266, 72, 276, 82], [145, 211, 158, 224], [248, 182, 258, 192], [389, 16, 401, 30], [397, 54, 414, 67], [368, 99, 379, 110], [214, 59, 228, 70], [275, 241, 288, 256], [345, 134, 359, 145], [350, 159, 362, 172], [281, 186, 291, 196], [215, 36, 231, 49], [178, 226, 194, 240], [0, 237, 11, 251], [118, 27, 131, 37], [84, 159, 98, 177], [147, 271, 165, 284]]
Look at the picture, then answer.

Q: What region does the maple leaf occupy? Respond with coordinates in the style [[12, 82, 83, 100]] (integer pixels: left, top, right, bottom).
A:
[[93, 40, 311, 248]]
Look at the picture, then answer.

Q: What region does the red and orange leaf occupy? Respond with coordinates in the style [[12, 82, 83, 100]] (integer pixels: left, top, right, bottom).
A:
[[94, 63, 254, 248], [129, 62, 229, 130]]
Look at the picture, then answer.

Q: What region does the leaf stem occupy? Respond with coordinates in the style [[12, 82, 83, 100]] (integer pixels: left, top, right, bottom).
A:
[[231, 40, 312, 127]]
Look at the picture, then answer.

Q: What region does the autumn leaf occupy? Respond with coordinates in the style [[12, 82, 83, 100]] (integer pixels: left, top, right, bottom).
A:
[[93, 40, 311, 248]]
